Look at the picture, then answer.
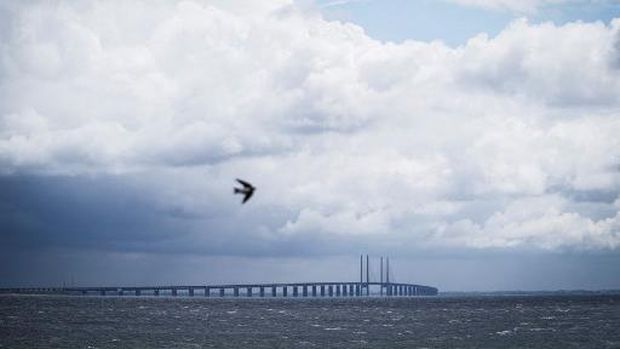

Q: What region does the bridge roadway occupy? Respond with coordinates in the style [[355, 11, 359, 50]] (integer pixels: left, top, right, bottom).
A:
[[0, 282, 438, 297]]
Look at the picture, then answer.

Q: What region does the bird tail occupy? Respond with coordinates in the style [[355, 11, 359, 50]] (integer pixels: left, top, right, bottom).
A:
[[234, 188, 242, 194]]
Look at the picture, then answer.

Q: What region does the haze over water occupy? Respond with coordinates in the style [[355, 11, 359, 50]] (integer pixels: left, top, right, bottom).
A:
[[1, 293, 618, 348]]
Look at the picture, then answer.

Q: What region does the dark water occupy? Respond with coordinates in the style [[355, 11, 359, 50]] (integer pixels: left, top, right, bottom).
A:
[[0, 293, 618, 348]]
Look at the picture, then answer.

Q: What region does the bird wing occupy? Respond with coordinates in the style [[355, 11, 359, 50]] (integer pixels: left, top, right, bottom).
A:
[[241, 189, 254, 204], [236, 178, 253, 189]]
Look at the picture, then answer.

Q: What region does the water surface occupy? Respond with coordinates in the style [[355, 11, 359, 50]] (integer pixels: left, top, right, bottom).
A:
[[0, 293, 618, 348]]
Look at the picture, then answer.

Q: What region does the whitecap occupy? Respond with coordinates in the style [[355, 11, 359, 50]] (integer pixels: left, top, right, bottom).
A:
[[530, 327, 556, 332], [350, 340, 368, 344]]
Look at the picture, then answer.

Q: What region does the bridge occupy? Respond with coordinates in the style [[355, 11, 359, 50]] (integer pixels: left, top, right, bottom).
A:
[[0, 282, 437, 297], [0, 255, 438, 297]]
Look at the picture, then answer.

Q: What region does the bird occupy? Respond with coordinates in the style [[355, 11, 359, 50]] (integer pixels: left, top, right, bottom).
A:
[[234, 178, 255, 204]]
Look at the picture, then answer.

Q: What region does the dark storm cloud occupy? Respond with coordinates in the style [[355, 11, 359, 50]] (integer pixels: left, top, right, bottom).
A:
[[0, 175, 170, 250], [0, 174, 378, 258]]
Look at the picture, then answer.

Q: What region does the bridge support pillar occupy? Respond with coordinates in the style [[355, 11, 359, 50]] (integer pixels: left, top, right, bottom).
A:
[[271, 286, 277, 297], [336, 285, 340, 296], [293, 286, 298, 297], [172, 288, 178, 297], [328, 285, 333, 297], [205, 287, 210, 297], [135, 289, 141, 296], [220, 288, 225, 297], [189, 288, 194, 297], [355, 285, 360, 296], [234, 287, 239, 297], [312, 285, 317, 297], [154, 289, 159, 296], [247, 287, 252, 297], [320, 285, 325, 297], [349, 284, 354, 296], [260, 287, 265, 297], [100, 290, 106, 296], [283, 286, 288, 297], [302, 286, 308, 297]]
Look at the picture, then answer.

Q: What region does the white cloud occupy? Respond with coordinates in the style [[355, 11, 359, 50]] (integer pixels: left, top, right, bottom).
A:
[[459, 19, 620, 105], [0, 1, 619, 252], [435, 195, 620, 249]]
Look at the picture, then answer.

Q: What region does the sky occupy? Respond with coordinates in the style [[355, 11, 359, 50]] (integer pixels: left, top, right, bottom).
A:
[[0, 0, 619, 291]]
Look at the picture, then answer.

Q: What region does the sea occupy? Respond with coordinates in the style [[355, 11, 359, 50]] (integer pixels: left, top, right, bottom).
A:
[[0, 292, 618, 348]]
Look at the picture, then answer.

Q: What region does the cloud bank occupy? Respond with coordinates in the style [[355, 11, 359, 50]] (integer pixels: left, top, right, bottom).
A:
[[0, 1, 619, 257]]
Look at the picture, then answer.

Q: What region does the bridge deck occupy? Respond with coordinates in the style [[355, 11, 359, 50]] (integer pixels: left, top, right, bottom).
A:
[[0, 282, 438, 297]]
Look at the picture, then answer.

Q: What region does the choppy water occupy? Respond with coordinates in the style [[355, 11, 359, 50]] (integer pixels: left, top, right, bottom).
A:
[[0, 293, 618, 348]]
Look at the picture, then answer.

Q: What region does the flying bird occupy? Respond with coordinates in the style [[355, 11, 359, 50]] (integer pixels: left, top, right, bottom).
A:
[[234, 179, 255, 204]]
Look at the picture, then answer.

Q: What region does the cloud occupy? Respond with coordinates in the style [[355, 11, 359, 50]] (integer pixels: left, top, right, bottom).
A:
[[459, 19, 620, 106], [435, 195, 620, 249], [0, 1, 619, 257]]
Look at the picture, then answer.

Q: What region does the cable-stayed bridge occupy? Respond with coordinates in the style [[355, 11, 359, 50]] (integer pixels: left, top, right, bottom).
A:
[[0, 255, 438, 297]]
